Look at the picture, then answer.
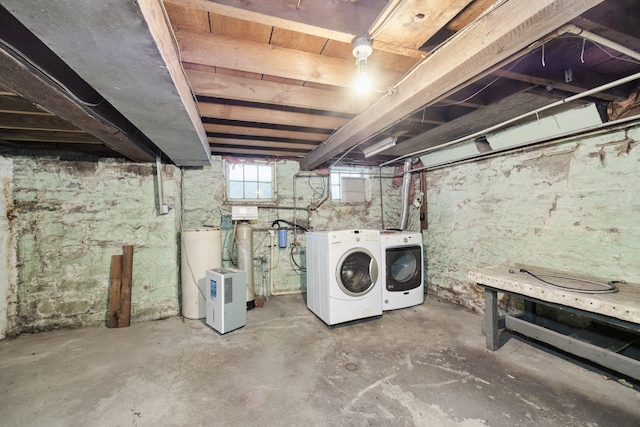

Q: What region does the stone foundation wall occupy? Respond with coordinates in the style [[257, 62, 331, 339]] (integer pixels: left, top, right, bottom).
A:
[[425, 125, 640, 312], [11, 157, 181, 333]]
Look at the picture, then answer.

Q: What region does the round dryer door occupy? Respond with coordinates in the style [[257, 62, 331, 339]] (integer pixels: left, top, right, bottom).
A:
[[386, 246, 422, 292], [336, 248, 379, 297]]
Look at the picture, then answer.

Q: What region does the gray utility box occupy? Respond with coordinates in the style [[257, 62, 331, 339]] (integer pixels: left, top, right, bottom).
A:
[[205, 268, 247, 334]]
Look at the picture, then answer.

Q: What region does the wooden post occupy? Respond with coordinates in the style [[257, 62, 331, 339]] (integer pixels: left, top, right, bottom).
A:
[[108, 245, 134, 328], [119, 245, 134, 328], [108, 255, 123, 328], [420, 170, 428, 230]]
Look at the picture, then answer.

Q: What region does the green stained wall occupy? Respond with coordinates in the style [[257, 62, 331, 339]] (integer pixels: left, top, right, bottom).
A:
[[425, 125, 640, 312], [0, 153, 415, 335], [182, 158, 418, 294], [11, 157, 181, 333]]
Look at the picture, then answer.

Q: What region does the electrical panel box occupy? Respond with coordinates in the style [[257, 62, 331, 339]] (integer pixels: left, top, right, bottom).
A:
[[231, 206, 259, 221], [205, 268, 247, 334]]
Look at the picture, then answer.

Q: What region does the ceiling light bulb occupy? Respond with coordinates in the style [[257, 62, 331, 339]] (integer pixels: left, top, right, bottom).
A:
[[355, 70, 371, 92]]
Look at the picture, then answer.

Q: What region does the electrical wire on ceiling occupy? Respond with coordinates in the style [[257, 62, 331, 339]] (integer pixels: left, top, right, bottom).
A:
[[0, 37, 103, 108], [332, 0, 513, 161]]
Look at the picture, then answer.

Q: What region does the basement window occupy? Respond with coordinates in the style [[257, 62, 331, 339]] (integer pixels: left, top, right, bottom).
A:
[[330, 167, 370, 202], [226, 161, 275, 201]]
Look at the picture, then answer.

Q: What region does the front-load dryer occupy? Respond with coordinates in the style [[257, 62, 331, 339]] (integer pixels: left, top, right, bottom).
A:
[[306, 229, 382, 326], [380, 230, 424, 311]]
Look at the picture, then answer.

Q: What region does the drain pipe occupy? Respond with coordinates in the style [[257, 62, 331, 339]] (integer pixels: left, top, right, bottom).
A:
[[399, 157, 414, 230]]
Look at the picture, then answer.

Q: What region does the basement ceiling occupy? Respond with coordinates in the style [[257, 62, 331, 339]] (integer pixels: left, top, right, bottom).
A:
[[0, 0, 639, 169]]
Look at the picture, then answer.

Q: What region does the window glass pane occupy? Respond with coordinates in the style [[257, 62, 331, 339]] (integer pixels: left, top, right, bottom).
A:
[[259, 182, 272, 199], [258, 165, 272, 182], [229, 182, 244, 199], [244, 165, 258, 181], [244, 182, 258, 198], [228, 164, 244, 181]]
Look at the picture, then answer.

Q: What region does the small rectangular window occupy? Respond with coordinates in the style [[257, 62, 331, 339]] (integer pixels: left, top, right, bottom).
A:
[[226, 162, 275, 201], [330, 167, 370, 202]]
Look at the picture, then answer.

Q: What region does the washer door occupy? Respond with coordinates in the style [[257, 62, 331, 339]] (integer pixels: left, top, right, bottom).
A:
[[386, 246, 422, 292], [336, 248, 379, 297]]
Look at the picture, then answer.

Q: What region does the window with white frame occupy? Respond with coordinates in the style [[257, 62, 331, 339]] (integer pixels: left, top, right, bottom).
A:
[[226, 162, 275, 201], [330, 167, 371, 202]]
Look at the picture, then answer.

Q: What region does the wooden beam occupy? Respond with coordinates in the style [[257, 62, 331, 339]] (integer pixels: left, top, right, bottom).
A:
[[186, 70, 375, 114], [119, 245, 134, 328], [166, 0, 374, 41], [301, 0, 604, 170], [0, 49, 155, 162], [385, 92, 557, 157], [108, 255, 123, 329], [198, 102, 347, 130], [0, 95, 53, 115], [494, 69, 624, 102], [204, 123, 328, 142], [0, 112, 83, 132], [372, 0, 474, 49], [208, 136, 318, 150], [210, 146, 307, 157], [0, 129, 101, 144], [138, 0, 210, 165], [176, 30, 401, 89]]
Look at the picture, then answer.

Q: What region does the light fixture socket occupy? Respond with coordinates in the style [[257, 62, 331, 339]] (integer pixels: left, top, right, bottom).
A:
[[352, 36, 372, 65]]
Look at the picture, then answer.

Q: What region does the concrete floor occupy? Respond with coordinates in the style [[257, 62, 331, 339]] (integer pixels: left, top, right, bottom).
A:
[[1, 295, 639, 427]]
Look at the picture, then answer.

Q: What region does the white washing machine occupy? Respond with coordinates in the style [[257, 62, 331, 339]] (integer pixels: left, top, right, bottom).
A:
[[380, 230, 424, 311], [306, 230, 382, 326]]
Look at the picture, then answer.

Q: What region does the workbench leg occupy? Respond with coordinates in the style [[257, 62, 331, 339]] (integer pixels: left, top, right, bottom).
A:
[[485, 288, 499, 350]]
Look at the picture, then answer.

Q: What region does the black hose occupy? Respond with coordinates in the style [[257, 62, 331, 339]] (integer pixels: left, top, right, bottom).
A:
[[511, 268, 620, 294], [271, 219, 308, 232]]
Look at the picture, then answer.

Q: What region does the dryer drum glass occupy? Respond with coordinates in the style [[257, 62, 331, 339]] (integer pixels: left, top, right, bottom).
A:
[[390, 253, 418, 283]]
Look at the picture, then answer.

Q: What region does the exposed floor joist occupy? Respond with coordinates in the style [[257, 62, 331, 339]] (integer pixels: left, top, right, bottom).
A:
[[300, 0, 604, 170]]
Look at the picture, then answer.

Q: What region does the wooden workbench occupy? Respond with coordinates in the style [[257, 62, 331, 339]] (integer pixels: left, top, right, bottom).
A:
[[469, 264, 640, 380]]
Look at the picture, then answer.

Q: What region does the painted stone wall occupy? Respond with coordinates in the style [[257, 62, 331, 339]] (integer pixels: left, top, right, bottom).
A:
[[0, 155, 17, 338], [11, 156, 181, 333], [2, 153, 417, 336], [425, 125, 640, 312], [182, 158, 419, 294]]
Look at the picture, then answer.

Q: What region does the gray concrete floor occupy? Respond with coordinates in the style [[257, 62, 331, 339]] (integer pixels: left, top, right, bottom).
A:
[[1, 295, 639, 427]]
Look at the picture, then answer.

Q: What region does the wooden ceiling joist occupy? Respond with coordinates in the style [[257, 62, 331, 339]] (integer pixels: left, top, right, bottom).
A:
[[0, 48, 155, 162], [208, 137, 318, 151], [198, 102, 348, 130], [186, 69, 375, 114], [0, 129, 101, 144], [210, 146, 307, 157], [372, 0, 474, 49], [300, 0, 604, 170], [203, 123, 328, 142], [176, 30, 402, 89]]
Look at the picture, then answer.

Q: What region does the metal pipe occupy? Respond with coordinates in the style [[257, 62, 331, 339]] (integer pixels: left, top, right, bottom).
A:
[[268, 230, 304, 296], [382, 70, 640, 166], [563, 25, 640, 61], [399, 158, 413, 230], [381, 25, 640, 166], [409, 113, 640, 173]]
